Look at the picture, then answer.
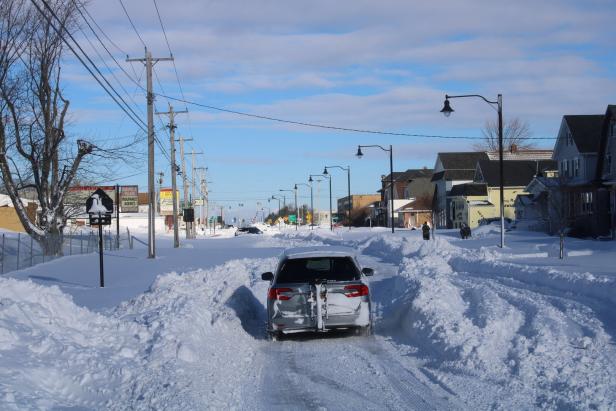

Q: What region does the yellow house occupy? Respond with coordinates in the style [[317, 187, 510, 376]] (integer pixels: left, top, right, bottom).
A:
[[448, 159, 557, 229]]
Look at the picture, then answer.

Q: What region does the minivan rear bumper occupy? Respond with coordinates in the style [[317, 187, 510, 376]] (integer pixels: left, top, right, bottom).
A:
[[268, 301, 370, 333]]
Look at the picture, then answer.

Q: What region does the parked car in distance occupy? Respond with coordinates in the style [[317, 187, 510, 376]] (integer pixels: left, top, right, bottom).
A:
[[235, 226, 263, 236], [261, 246, 374, 340]]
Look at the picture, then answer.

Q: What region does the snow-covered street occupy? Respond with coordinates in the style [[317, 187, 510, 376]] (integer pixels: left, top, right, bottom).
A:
[[1, 227, 615, 410]]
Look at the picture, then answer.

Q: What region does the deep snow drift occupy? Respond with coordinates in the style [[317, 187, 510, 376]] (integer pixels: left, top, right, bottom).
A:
[[1, 227, 615, 410]]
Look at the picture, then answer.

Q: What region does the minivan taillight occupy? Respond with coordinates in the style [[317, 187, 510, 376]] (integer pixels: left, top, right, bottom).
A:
[[268, 287, 293, 301], [343, 284, 369, 297]]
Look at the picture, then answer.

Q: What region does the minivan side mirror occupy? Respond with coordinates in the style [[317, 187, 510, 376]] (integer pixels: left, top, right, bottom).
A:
[[361, 267, 374, 276], [261, 272, 274, 281]]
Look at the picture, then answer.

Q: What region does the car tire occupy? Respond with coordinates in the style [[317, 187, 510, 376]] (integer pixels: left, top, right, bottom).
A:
[[355, 325, 372, 337]]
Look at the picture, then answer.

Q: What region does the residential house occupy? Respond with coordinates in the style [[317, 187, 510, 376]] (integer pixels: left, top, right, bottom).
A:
[[448, 183, 493, 228], [399, 168, 434, 228], [431, 152, 489, 228], [449, 159, 556, 229], [380, 169, 433, 227], [518, 175, 564, 234], [597, 105, 616, 238], [552, 113, 610, 237]]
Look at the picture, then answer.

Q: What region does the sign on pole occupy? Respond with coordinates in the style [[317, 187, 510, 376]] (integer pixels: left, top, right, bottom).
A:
[[120, 185, 139, 212], [159, 188, 180, 216], [288, 214, 297, 223], [86, 189, 113, 288]]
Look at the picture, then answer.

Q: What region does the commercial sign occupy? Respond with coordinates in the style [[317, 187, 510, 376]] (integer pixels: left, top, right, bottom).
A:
[[67, 186, 116, 207], [159, 188, 180, 216], [120, 185, 139, 213]]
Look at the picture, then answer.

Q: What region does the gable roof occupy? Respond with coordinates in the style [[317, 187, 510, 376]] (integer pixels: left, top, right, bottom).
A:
[[438, 152, 489, 170], [431, 169, 477, 182], [475, 160, 557, 187], [563, 115, 604, 153], [449, 183, 487, 197]]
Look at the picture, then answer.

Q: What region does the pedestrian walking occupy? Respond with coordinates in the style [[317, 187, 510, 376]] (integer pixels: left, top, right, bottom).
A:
[[422, 221, 430, 240]]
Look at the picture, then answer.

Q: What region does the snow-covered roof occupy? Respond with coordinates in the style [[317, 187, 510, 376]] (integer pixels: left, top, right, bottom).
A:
[[468, 200, 493, 206], [282, 246, 356, 259], [0, 193, 38, 207]]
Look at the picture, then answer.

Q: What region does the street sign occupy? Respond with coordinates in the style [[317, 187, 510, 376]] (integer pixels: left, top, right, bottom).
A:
[[86, 189, 113, 225], [194, 199, 204, 206], [289, 214, 297, 223], [85, 188, 114, 288]]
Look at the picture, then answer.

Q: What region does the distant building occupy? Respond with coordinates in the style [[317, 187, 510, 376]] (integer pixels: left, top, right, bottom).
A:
[[0, 194, 38, 232], [337, 194, 381, 226], [380, 168, 433, 227]]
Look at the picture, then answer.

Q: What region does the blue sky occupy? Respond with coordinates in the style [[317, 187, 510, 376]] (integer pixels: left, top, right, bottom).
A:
[[63, 0, 616, 220]]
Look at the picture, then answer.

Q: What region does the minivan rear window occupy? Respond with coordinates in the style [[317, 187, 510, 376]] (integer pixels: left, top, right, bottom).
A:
[[277, 257, 360, 283]]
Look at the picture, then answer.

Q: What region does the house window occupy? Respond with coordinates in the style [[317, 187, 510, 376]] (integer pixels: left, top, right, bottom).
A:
[[581, 192, 593, 214], [561, 160, 568, 176], [567, 130, 574, 146], [573, 158, 579, 177], [611, 122, 616, 137], [607, 154, 612, 175]]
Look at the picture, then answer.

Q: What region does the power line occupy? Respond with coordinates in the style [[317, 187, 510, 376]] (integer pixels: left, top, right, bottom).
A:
[[73, 17, 144, 118], [153, 92, 556, 141], [117, 0, 146, 49], [29, 0, 147, 133], [73, 0, 144, 91]]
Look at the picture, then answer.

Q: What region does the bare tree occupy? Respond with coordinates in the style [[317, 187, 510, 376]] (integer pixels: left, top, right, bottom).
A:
[[0, 0, 93, 255], [474, 117, 535, 152]]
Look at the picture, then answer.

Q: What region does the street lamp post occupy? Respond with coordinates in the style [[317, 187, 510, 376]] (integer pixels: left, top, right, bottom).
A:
[[356, 145, 395, 233], [279, 189, 295, 229], [324, 165, 351, 230], [440, 93, 505, 248], [271, 195, 283, 230], [295, 183, 313, 230], [310, 174, 332, 231]]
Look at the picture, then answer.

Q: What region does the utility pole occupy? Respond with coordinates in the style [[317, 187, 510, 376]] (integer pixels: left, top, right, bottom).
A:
[[178, 135, 193, 238], [195, 166, 207, 231], [127, 48, 173, 259], [156, 104, 187, 248], [190, 150, 203, 238]]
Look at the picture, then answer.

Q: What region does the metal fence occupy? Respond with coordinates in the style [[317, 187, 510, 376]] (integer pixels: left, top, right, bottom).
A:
[[0, 229, 122, 275]]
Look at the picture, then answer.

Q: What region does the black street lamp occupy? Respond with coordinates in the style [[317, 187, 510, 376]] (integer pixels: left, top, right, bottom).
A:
[[441, 93, 505, 248], [324, 165, 352, 230], [309, 174, 332, 231], [280, 188, 298, 230], [270, 195, 283, 229], [295, 183, 313, 229], [356, 145, 395, 233]]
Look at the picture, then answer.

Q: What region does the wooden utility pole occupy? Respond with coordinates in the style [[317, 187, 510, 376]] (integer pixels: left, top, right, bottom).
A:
[[156, 104, 187, 248], [178, 135, 193, 239], [127, 49, 173, 258], [188, 150, 203, 238]]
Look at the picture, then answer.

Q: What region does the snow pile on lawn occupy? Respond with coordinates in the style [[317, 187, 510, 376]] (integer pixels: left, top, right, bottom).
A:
[[0, 257, 277, 410], [111, 257, 276, 410], [0, 278, 146, 409], [363, 233, 616, 409]]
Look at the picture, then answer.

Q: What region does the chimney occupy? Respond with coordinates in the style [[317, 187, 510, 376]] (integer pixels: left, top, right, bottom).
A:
[[510, 143, 518, 154]]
